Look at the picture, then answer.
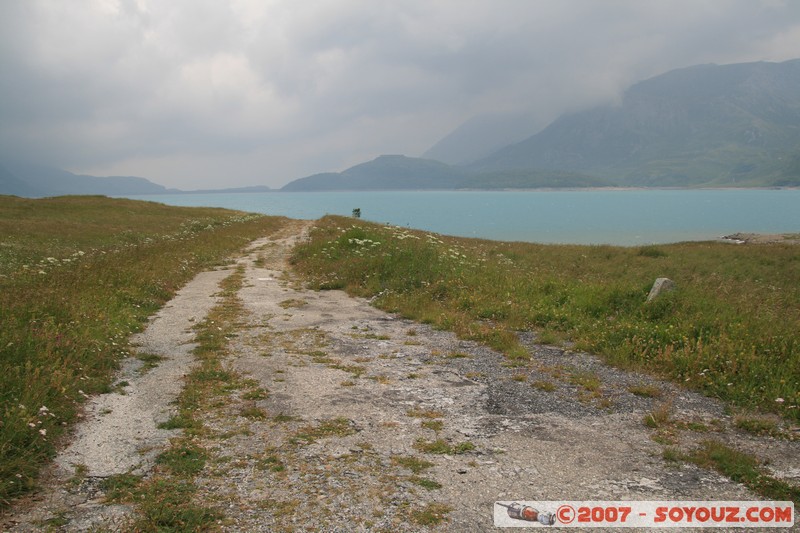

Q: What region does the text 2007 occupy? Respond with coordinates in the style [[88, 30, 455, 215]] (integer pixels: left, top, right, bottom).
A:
[[578, 506, 633, 523]]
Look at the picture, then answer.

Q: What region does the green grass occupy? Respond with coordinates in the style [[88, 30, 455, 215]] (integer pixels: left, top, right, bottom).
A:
[[688, 440, 800, 505], [0, 195, 287, 507], [132, 478, 222, 532], [156, 444, 208, 476], [292, 216, 800, 422]]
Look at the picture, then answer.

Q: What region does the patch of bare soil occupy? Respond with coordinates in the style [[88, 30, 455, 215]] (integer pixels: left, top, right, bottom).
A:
[[3, 219, 798, 531]]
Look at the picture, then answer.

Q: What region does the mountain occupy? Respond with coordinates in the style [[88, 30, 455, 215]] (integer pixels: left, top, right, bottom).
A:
[[282, 154, 610, 191], [470, 59, 800, 186], [0, 160, 169, 197], [282, 155, 467, 191], [422, 112, 543, 165]]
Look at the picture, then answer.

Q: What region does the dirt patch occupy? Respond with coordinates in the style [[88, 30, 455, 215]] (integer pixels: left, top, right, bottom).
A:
[[3, 219, 798, 531]]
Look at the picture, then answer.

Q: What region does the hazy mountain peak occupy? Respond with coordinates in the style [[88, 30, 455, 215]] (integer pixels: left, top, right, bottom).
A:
[[469, 58, 800, 187], [422, 112, 543, 165]]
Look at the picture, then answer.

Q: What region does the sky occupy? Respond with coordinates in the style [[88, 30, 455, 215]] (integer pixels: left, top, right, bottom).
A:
[[2, 0, 800, 190]]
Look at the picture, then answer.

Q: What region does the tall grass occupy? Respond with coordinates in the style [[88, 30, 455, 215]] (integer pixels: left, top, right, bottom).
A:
[[0, 195, 287, 506], [292, 216, 800, 422]]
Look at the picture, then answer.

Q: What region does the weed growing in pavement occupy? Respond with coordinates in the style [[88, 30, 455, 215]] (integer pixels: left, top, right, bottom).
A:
[[734, 416, 784, 438], [532, 379, 557, 392], [135, 353, 165, 374], [406, 408, 444, 419], [628, 383, 662, 398], [408, 502, 452, 526], [256, 454, 285, 473], [240, 406, 268, 420], [241, 387, 269, 401], [414, 438, 475, 455], [101, 473, 142, 503], [643, 401, 674, 430], [408, 476, 442, 490], [0, 195, 287, 506], [155, 443, 208, 476], [132, 478, 222, 531], [278, 298, 308, 309], [291, 216, 800, 423], [290, 418, 356, 445], [392, 455, 435, 474], [421, 420, 444, 432]]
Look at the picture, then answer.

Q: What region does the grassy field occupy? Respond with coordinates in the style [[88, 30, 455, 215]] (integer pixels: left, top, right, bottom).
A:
[[292, 216, 800, 423], [0, 195, 287, 506]]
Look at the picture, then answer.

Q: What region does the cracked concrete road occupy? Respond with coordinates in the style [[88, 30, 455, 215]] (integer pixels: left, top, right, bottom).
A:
[[2, 219, 798, 531]]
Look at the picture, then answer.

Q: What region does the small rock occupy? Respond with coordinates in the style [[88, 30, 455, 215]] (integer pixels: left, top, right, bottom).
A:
[[646, 277, 676, 302]]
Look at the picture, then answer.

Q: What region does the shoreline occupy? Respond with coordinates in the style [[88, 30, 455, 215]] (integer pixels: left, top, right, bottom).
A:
[[720, 232, 800, 245]]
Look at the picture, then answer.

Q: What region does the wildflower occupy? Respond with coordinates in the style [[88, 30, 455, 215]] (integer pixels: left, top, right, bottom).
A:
[[28, 423, 36, 428], [39, 429, 47, 436], [775, 398, 785, 404]]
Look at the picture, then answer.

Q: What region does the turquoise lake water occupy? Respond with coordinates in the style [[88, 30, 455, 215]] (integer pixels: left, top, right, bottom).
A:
[[125, 189, 800, 246]]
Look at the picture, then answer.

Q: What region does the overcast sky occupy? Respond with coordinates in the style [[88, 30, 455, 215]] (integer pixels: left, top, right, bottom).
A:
[[1, 0, 800, 189]]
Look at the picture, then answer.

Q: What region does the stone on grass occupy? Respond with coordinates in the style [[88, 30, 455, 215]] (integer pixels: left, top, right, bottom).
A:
[[647, 278, 676, 303]]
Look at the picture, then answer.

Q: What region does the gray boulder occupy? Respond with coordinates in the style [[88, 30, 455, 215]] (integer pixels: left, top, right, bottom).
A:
[[647, 278, 676, 302]]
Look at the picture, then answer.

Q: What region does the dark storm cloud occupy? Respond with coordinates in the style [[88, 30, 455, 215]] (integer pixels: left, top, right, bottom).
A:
[[1, 0, 799, 188]]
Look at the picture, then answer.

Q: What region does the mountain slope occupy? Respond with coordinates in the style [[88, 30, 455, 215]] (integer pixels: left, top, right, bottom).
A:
[[471, 59, 800, 186]]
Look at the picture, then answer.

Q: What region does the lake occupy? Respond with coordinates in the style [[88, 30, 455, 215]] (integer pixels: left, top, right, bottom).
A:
[[124, 189, 800, 246]]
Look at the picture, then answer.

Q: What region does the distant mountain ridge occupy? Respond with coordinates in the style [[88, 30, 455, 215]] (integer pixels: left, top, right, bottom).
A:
[[0, 160, 273, 197], [283, 58, 800, 191], [0, 160, 170, 197], [469, 59, 800, 186], [281, 154, 608, 191], [282, 155, 465, 191]]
